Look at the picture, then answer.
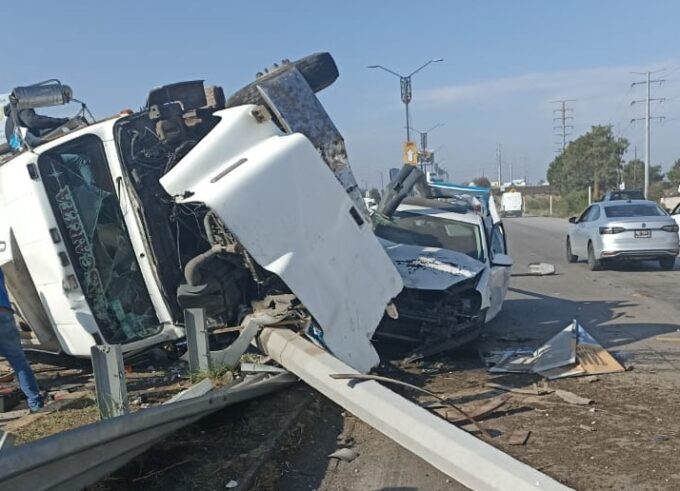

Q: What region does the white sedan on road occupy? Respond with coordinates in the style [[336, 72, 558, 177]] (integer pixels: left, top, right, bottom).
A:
[[566, 200, 679, 271]]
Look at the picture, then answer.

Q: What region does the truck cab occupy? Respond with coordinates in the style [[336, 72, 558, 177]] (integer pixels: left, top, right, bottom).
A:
[[0, 56, 403, 372]]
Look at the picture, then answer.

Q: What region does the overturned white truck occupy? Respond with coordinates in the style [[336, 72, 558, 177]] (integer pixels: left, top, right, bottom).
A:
[[0, 53, 510, 372], [0, 54, 404, 372]]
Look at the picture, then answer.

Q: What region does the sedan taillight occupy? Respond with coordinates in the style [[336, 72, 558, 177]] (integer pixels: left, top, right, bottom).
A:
[[599, 226, 625, 234], [661, 224, 679, 232]]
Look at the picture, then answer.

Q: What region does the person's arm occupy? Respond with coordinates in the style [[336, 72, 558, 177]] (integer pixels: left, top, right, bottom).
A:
[[18, 109, 68, 131]]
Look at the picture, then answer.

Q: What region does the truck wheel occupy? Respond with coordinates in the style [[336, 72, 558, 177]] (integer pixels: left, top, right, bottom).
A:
[[659, 257, 676, 271], [587, 242, 602, 271], [566, 238, 577, 263], [226, 52, 339, 108]]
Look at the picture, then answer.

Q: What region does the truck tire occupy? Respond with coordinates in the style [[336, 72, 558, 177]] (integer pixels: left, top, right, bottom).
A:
[[226, 52, 339, 108]]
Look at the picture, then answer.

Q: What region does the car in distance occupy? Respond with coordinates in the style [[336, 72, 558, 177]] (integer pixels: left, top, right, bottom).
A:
[[599, 190, 645, 201], [566, 200, 679, 271], [671, 202, 680, 234]]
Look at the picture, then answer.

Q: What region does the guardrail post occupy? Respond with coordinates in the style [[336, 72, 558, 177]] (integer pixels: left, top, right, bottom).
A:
[[185, 308, 211, 373], [91, 344, 129, 419], [0, 430, 15, 451]]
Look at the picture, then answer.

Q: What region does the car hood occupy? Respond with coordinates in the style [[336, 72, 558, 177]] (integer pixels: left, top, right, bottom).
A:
[[379, 239, 485, 291]]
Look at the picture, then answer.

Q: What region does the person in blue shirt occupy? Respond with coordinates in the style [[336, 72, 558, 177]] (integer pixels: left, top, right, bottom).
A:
[[0, 269, 44, 412]]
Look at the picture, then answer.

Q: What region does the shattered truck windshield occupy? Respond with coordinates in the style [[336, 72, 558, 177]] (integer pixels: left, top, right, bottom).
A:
[[38, 134, 160, 343]]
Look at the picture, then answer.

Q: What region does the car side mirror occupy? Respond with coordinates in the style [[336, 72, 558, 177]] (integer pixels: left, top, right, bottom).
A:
[[491, 253, 513, 267], [568, 216, 577, 223]]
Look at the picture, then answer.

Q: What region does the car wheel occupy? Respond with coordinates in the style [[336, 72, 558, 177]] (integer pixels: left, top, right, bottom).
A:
[[659, 257, 676, 271], [587, 242, 602, 271], [566, 238, 577, 263]]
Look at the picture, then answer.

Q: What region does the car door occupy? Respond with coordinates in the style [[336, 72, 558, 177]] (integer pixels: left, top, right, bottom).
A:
[[672, 203, 680, 229], [487, 222, 511, 322], [572, 206, 594, 256], [585, 205, 601, 251]]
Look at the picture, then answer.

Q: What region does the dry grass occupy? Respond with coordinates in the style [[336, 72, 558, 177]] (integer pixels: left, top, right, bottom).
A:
[[14, 398, 100, 444]]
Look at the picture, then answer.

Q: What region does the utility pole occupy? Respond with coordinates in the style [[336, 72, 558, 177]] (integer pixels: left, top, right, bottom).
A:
[[410, 123, 445, 173], [551, 100, 575, 153], [631, 71, 665, 199], [368, 59, 444, 143], [496, 144, 502, 188]]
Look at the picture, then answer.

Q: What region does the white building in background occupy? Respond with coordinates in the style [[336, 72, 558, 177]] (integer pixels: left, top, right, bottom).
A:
[[0, 94, 8, 142]]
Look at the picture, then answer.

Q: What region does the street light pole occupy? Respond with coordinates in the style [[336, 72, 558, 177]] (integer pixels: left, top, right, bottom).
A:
[[368, 59, 443, 144]]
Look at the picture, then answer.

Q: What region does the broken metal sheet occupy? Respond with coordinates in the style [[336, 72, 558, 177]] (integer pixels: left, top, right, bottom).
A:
[[162, 111, 402, 373], [380, 241, 484, 291], [210, 319, 261, 369], [488, 320, 625, 380], [489, 320, 576, 374]]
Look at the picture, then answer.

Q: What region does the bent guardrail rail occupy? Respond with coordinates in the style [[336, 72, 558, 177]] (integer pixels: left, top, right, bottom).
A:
[[0, 372, 297, 491]]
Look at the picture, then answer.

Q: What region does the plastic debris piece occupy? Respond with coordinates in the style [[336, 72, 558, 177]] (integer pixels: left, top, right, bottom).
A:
[[554, 389, 593, 405], [328, 448, 359, 462]]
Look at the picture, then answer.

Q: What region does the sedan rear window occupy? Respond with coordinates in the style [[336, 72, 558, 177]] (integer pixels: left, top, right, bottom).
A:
[[604, 204, 667, 218]]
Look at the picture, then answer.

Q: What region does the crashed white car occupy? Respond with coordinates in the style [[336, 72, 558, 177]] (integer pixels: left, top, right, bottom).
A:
[[0, 54, 402, 372], [374, 197, 511, 353]]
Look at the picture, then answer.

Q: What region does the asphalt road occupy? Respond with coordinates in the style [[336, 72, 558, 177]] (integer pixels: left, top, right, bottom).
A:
[[273, 216, 680, 491]]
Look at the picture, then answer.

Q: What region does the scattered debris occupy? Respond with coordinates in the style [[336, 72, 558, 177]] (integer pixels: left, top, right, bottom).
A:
[[328, 448, 359, 462], [438, 393, 512, 425], [486, 320, 624, 379], [329, 373, 492, 438], [579, 424, 596, 432], [486, 382, 554, 396], [554, 390, 593, 406], [240, 363, 288, 375], [163, 378, 214, 404], [0, 409, 29, 422], [507, 429, 531, 445], [225, 480, 239, 488], [512, 263, 556, 276]]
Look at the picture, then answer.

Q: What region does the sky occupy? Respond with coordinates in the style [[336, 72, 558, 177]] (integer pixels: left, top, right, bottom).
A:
[[3, 0, 680, 189]]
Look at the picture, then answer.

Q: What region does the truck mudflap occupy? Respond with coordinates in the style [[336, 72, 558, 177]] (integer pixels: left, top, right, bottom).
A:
[[161, 107, 403, 372]]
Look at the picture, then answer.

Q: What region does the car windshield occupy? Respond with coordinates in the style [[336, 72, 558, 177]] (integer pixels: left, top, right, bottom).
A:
[[604, 203, 667, 218], [375, 211, 484, 261]]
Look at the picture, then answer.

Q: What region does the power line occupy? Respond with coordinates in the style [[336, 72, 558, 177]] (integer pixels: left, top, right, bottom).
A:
[[551, 99, 576, 153], [630, 70, 665, 198]]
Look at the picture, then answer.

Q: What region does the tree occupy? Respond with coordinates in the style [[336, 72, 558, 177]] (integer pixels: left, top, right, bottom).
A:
[[667, 158, 680, 189], [622, 159, 663, 190], [547, 125, 628, 198], [472, 176, 491, 188]]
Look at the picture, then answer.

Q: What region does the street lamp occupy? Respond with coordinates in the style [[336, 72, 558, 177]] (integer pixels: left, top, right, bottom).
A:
[[409, 122, 446, 151], [368, 58, 444, 142]]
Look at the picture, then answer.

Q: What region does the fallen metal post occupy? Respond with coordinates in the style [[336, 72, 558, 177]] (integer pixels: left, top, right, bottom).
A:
[[259, 328, 572, 491], [184, 308, 211, 373], [91, 344, 129, 419]]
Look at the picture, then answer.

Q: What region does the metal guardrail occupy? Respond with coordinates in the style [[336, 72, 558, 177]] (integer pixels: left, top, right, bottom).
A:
[[0, 372, 297, 491]]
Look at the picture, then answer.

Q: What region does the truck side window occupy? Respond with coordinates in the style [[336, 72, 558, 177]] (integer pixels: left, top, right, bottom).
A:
[[38, 135, 160, 344]]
